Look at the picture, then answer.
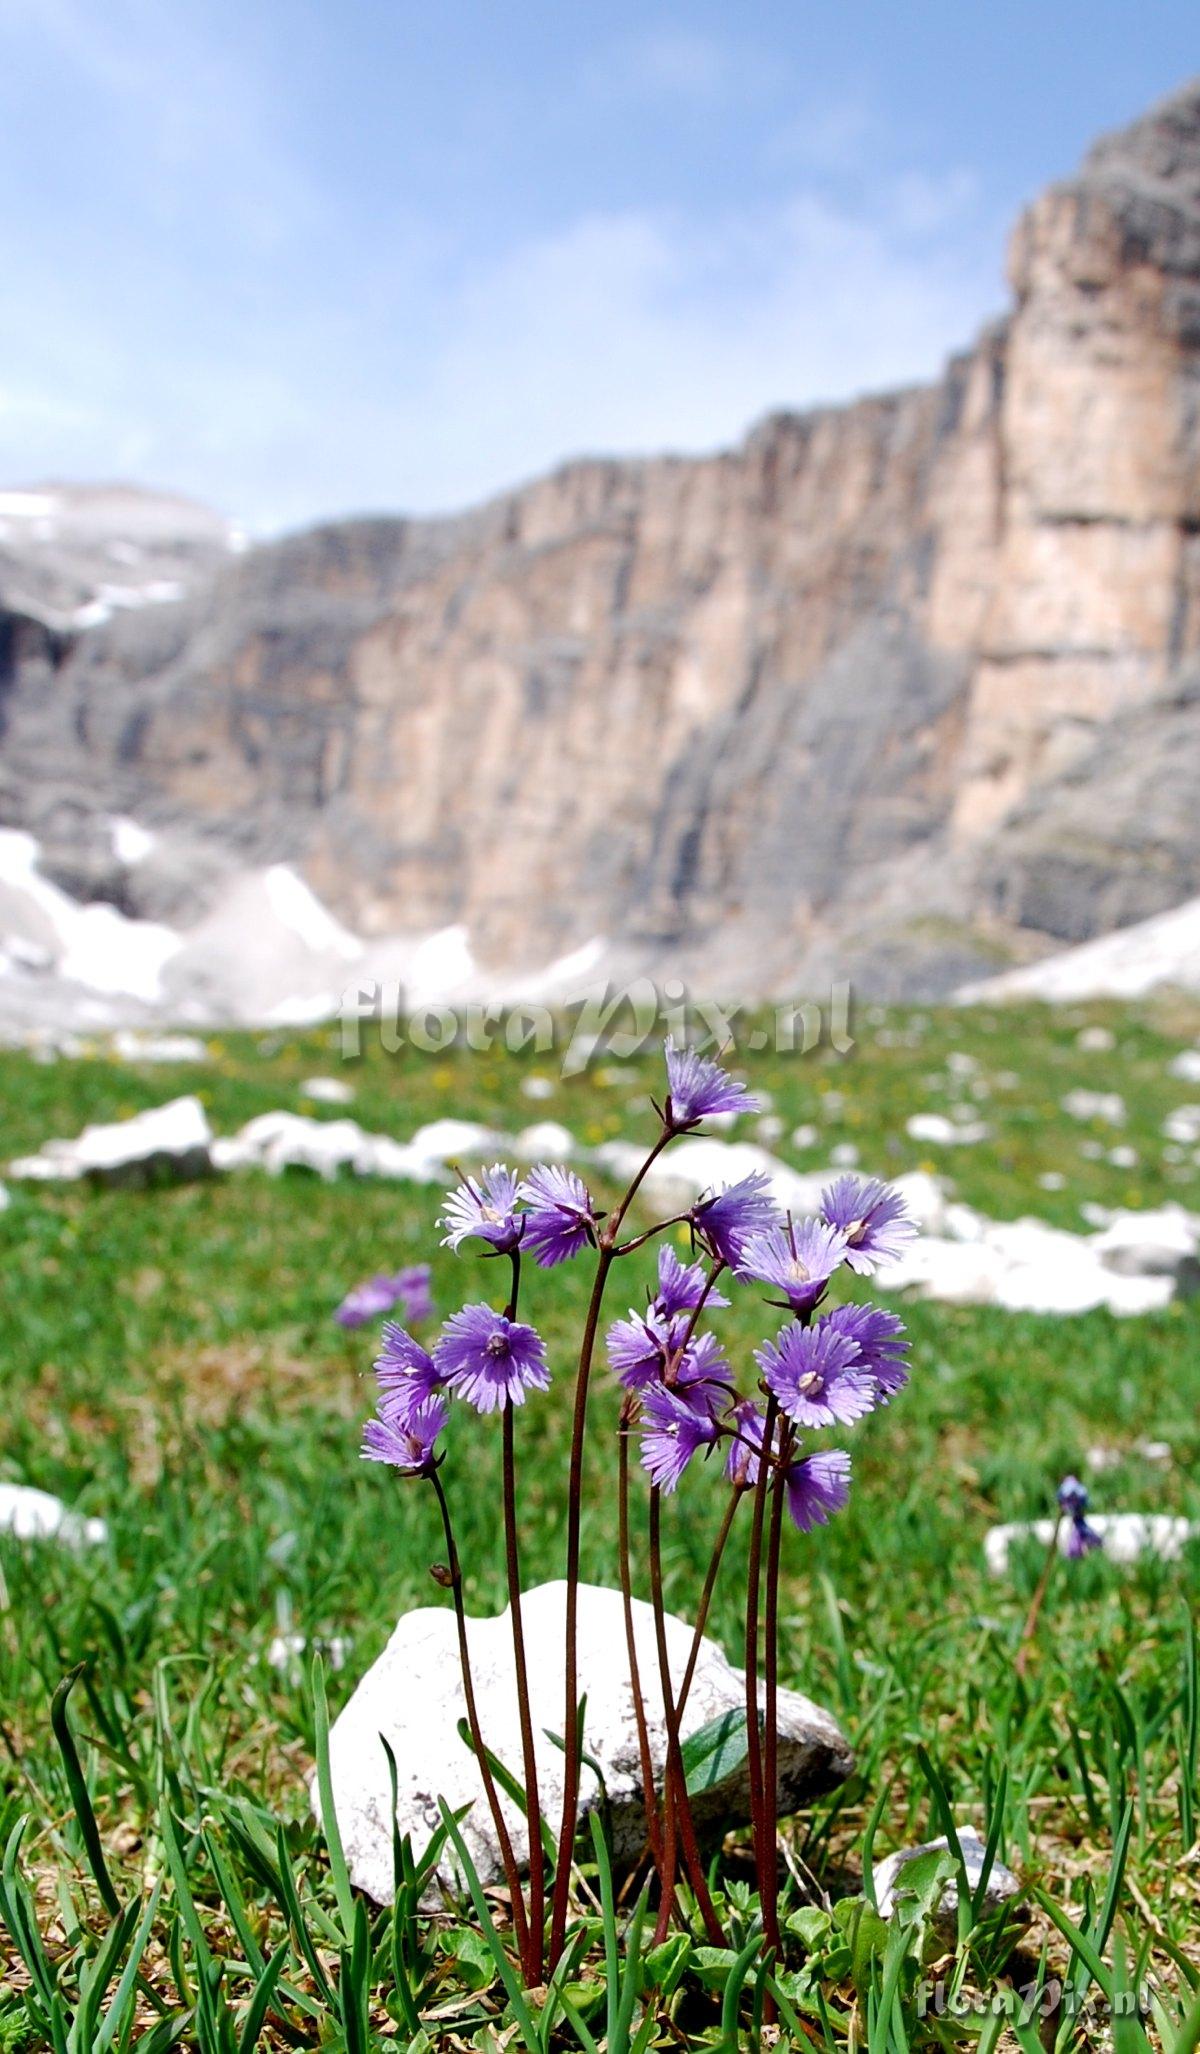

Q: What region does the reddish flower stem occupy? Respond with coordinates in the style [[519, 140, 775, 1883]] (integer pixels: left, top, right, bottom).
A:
[[502, 1399, 544, 1983], [675, 1485, 745, 1728], [548, 1124, 675, 1966], [744, 1392, 777, 1908], [429, 1467, 532, 1975], [760, 1442, 788, 1968], [617, 1414, 666, 1879], [1015, 1512, 1064, 1680], [648, 1489, 725, 1947]]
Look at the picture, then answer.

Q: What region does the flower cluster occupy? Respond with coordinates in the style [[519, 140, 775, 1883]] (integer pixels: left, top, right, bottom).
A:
[[354, 1037, 920, 1984], [596, 1072, 916, 1535], [359, 1159, 602, 1465]]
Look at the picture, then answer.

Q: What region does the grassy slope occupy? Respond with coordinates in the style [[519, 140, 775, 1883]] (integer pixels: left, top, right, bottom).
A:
[[1, 996, 1199, 2044]]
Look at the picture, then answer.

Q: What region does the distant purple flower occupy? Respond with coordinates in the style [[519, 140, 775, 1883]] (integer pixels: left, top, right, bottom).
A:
[[394, 1264, 433, 1323], [784, 1449, 852, 1532], [434, 1303, 550, 1414], [693, 1174, 780, 1267], [1064, 1515, 1104, 1558], [725, 1399, 775, 1489], [737, 1217, 848, 1316], [654, 1244, 729, 1318], [334, 1274, 411, 1328], [820, 1176, 915, 1275], [663, 1038, 760, 1131], [822, 1302, 910, 1398], [1058, 1474, 1103, 1556], [1057, 1475, 1089, 1518], [519, 1164, 597, 1268], [639, 1385, 720, 1492], [440, 1165, 523, 1254], [374, 1323, 443, 1420], [361, 1394, 448, 1475], [756, 1320, 878, 1429]]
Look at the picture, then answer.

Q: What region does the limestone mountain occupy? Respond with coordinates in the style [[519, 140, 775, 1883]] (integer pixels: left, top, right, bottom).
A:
[[3, 81, 1200, 1000]]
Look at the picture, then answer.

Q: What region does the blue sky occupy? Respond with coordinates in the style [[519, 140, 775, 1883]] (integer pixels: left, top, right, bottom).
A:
[[1, 1, 1196, 532]]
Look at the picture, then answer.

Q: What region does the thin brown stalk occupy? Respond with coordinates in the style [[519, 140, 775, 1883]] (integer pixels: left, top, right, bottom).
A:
[[548, 1125, 676, 1967], [1015, 1513, 1064, 1680], [675, 1485, 745, 1728], [502, 1400, 544, 1982], [429, 1467, 532, 1975], [760, 1444, 788, 1968], [744, 1392, 777, 1902], [648, 1489, 725, 1947], [617, 1413, 665, 1876]]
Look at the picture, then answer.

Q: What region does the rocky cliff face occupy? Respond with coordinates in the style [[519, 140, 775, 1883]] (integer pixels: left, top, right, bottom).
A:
[[3, 84, 1200, 998]]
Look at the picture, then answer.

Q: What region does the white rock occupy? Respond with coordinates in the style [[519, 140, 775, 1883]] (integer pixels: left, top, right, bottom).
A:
[[0, 1483, 107, 1547], [906, 1113, 990, 1146], [8, 1095, 213, 1187], [1088, 1205, 1200, 1283], [1062, 1090, 1126, 1126], [111, 1030, 209, 1064], [300, 1076, 356, 1104], [1169, 1050, 1200, 1084], [407, 1119, 508, 1164], [514, 1121, 576, 1160], [985, 1513, 1198, 1576], [1077, 1027, 1116, 1053], [267, 1631, 350, 1674], [874, 1827, 1021, 1931], [317, 1581, 853, 1904], [1164, 1106, 1200, 1145]]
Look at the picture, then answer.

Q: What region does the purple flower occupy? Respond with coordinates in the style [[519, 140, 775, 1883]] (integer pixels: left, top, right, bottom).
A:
[[654, 1244, 729, 1318], [820, 1175, 915, 1275], [434, 1303, 550, 1414], [334, 1274, 412, 1328], [394, 1264, 433, 1324], [693, 1174, 781, 1267], [736, 1218, 848, 1316], [670, 1330, 731, 1417], [374, 1323, 443, 1420], [1058, 1474, 1103, 1556], [725, 1399, 775, 1489], [663, 1038, 760, 1131], [638, 1385, 719, 1492], [1057, 1475, 1089, 1518], [822, 1302, 910, 1399], [756, 1320, 878, 1429], [1065, 1516, 1104, 1558], [607, 1308, 674, 1391], [440, 1165, 523, 1254], [784, 1449, 852, 1532], [518, 1164, 597, 1268], [361, 1393, 448, 1475]]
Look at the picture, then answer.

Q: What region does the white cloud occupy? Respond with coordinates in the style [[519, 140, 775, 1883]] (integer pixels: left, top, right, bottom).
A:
[[0, 4, 1006, 530]]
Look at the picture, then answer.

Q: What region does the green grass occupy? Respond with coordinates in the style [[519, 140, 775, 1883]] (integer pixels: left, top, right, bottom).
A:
[[1, 997, 1199, 2047]]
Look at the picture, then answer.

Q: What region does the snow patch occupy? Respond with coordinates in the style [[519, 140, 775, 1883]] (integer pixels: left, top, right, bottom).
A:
[[959, 897, 1200, 1002]]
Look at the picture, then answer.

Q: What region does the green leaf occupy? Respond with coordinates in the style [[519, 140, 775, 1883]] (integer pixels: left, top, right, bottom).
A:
[[680, 1709, 752, 1798]]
